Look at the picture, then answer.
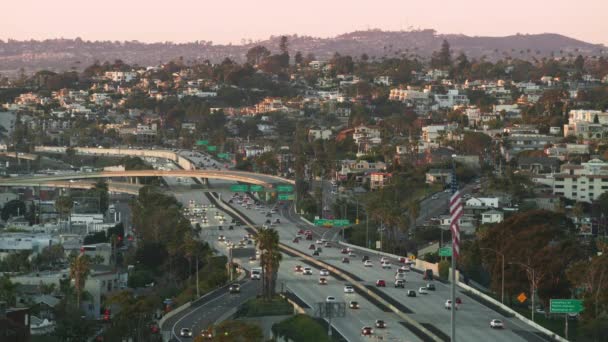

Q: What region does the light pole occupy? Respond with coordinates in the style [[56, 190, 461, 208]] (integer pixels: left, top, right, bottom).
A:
[[480, 247, 505, 304], [509, 261, 536, 322]]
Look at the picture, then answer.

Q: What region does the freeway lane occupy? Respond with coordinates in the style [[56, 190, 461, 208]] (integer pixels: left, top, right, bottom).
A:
[[215, 188, 549, 342]]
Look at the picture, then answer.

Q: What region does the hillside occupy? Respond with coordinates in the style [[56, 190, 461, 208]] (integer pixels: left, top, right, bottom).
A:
[[0, 29, 603, 76]]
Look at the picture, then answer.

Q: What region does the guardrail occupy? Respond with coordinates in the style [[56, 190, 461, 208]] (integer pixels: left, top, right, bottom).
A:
[[457, 282, 567, 342], [158, 302, 192, 330], [210, 193, 443, 342]]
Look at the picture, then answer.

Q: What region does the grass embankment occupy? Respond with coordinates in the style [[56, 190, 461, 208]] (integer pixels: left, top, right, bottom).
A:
[[236, 296, 293, 317], [272, 314, 334, 342]]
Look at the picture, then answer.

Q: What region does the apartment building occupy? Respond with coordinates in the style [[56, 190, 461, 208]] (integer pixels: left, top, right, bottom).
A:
[[104, 71, 138, 83], [553, 159, 608, 203], [433, 89, 470, 109], [563, 109, 608, 140]]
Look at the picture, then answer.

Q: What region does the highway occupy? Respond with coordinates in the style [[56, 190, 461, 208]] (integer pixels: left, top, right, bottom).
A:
[[211, 187, 550, 342], [1, 147, 551, 341]]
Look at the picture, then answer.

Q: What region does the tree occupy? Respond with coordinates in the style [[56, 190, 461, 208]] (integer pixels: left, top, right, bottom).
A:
[[86, 180, 109, 213], [69, 254, 90, 308], [0, 275, 17, 306], [104, 291, 159, 341], [294, 51, 303, 65], [55, 195, 73, 220], [431, 40, 452, 69], [245, 46, 271, 66], [1, 199, 26, 221], [197, 320, 263, 342], [257, 229, 282, 300]]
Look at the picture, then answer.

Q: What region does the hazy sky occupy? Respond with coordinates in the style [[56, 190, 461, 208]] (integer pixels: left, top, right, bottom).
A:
[[3, 0, 607, 45]]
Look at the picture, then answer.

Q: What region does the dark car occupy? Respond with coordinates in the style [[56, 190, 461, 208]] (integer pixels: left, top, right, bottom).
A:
[[361, 327, 373, 336], [375, 320, 386, 328], [362, 255, 370, 262], [342, 257, 350, 263], [407, 290, 417, 297], [426, 283, 436, 291], [274, 218, 281, 224], [316, 247, 323, 253], [306, 234, 313, 240], [265, 213, 272, 217], [309, 244, 316, 250], [292, 237, 300, 243], [313, 250, 320, 256], [349, 301, 359, 309], [228, 226, 234, 230], [319, 277, 327, 285], [423, 269, 434, 280], [341, 248, 348, 254], [218, 226, 223, 230], [228, 284, 240, 293]]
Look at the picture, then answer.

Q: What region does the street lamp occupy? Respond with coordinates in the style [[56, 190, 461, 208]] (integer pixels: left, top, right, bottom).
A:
[[509, 261, 536, 322], [480, 247, 505, 304]]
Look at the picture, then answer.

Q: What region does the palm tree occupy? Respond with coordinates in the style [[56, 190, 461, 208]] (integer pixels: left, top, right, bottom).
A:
[[70, 254, 90, 308], [257, 229, 282, 300]]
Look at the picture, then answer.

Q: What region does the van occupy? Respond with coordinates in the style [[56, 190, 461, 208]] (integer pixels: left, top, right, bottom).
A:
[[251, 267, 262, 280]]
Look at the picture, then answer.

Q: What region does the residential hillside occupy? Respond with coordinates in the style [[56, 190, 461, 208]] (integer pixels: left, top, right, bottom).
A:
[[0, 29, 604, 76]]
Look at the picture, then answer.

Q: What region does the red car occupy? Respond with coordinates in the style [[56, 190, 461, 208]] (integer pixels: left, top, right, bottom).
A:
[[297, 229, 305, 235], [306, 234, 313, 241], [361, 327, 373, 336], [375, 280, 386, 287], [341, 248, 348, 254], [309, 244, 316, 250], [294, 265, 303, 272], [292, 237, 300, 243]]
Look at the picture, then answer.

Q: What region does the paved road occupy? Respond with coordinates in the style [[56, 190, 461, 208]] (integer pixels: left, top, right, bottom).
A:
[[213, 187, 550, 342]]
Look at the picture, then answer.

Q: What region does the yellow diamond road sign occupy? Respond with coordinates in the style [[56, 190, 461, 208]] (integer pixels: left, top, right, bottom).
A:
[[517, 292, 528, 303]]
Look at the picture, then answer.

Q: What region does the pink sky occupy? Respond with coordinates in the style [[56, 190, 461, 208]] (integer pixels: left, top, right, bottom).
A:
[[3, 0, 607, 45]]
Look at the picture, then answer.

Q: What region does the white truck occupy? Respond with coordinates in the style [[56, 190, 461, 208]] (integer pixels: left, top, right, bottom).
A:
[[251, 267, 262, 280]]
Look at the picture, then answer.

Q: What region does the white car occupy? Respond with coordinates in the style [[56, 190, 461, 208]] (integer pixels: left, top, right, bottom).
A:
[[302, 267, 312, 275], [364, 260, 373, 267], [445, 299, 458, 310], [400, 265, 411, 272], [179, 328, 193, 337], [490, 319, 504, 329], [344, 285, 355, 293], [326, 296, 336, 303], [380, 257, 389, 263], [418, 287, 428, 294], [381, 262, 391, 269], [320, 269, 329, 276], [316, 239, 323, 244], [348, 251, 356, 257]]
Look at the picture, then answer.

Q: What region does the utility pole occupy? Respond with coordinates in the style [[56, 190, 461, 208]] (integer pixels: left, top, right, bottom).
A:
[[366, 211, 369, 248], [196, 257, 200, 298]]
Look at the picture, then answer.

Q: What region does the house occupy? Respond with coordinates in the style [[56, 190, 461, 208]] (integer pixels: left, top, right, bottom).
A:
[[433, 89, 469, 109], [517, 156, 560, 174], [0, 233, 57, 260], [339, 160, 386, 176], [553, 159, 608, 203], [426, 169, 452, 185], [370, 172, 392, 190], [439, 214, 476, 233], [465, 197, 499, 208], [308, 129, 332, 141], [104, 71, 137, 83], [421, 124, 458, 146], [0, 303, 30, 342], [481, 210, 504, 224], [373, 76, 392, 86]]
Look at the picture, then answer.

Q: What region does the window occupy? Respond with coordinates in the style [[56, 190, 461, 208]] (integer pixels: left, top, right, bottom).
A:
[[555, 185, 564, 189]]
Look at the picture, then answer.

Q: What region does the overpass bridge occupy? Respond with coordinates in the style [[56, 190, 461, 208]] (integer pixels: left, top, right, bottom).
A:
[[0, 169, 293, 189]]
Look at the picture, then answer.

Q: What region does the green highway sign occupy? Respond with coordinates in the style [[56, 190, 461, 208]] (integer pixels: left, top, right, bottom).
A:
[[278, 194, 295, 200], [333, 219, 350, 227], [314, 219, 332, 226], [217, 153, 230, 160], [438, 247, 452, 257], [230, 184, 249, 192], [250, 185, 264, 192], [276, 185, 294, 192], [313, 219, 350, 227], [550, 299, 584, 314], [196, 140, 209, 146], [207, 146, 217, 152]]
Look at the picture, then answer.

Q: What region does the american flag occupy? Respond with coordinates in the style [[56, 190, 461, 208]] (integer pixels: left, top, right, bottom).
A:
[[449, 171, 463, 259]]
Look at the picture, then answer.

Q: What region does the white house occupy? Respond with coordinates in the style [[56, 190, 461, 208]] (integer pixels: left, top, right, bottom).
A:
[[481, 210, 504, 224], [465, 197, 499, 208]]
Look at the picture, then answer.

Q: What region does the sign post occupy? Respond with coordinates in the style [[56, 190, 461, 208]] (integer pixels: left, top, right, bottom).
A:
[[550, 299, 583, 340]]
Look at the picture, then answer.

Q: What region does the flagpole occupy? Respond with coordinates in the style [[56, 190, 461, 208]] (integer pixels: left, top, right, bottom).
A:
[[451, 155, 457, 342]]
